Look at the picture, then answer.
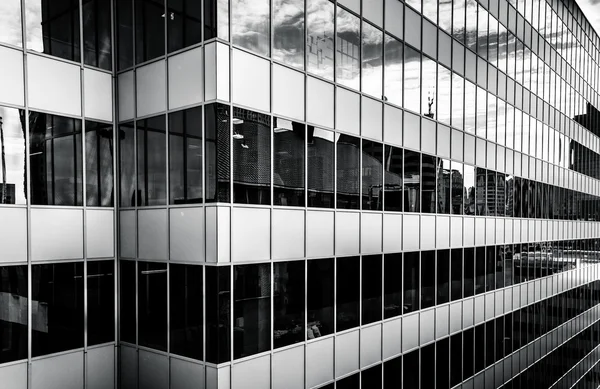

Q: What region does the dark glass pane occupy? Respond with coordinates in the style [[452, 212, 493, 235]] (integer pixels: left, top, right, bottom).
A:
[[232, 108, 271, 205], [464, 247, 475, 297], [28, 0, 81, 62], [486, 246, 496, 292], [421, 344, 435, 389], [403, 350, 419, 389], [404, 150, 421, 212], [86, 121, 114, 207], [120, 260, 136, 343], [476, 167, 487, 215], [274, 118, 305, 206], [437, 158, 451, 214], [384, 253, 402, 319], [167, 0, 202, 53], [436, 338, 450, 389], [474, 324, 484, 373], [337, 256, 359, 331], [362, 255, 382, 324], [135, 0, 165, 63], [450, 248, 463, 301], [137, 116, 167, 205], [138, 261, 167, 351], [170, 264, 203, 359], [361, 364, 382, 388], [307, 258, 334, 337], [421, 250, 435, 309], [83, 0, 112, 70], [87, 260, 114, 346], [487, 171, 497, 216], [384, 356, 401, 388], [273, 0, 304, 69], [384, 145, 403, 211], [404, 252, 419, 313], [0, 107, 26, 205], [117, 0, 134, 69], [119, 122, 135, 207], [32, 262, 84, 357], [337, 373, 359, 389], [169, 107, 203, 204], [307, 127, 334, 208], [0, 266, 27, 363], [206, 266, 231, 363], [29, 112, 83, 206], [231, 0, 269, 56], [274, 261, 305, 349], [451, 161, 463, 214], [362, 140, 383, 210], [422, 153, 436, 213], [437, 249, 450, 304], [450, 333, 462, 386], [337, 134, 360, 209], [205, 103, 230, 203], [464, 164, 476, 214], [463, 328, 474, 378], [234, 264, 271, 359], [475, 246, 486, 294]]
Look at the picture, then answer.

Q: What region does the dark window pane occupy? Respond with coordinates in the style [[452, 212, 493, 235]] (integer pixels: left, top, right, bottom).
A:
[[169, 107, 203, 204], [362, 255, 382, 324], [421, 344, 435, 389], [337, 373, 359, 389], [463, 328, 474, 378], [232, 108, 271, 205], [337, 134, 360, 209], [361, 364, 382, 388], [32, 262, 84, 357], [450, 333, 462, 386], [0, 266, 27, 363], [119, 122, 135, 207], [28, 0, 81, 62], [0, 107, 26, 205], [138, 261, 167, 351], [135, 0, 165, 63], [307, 127, 334, 208], [476, 167, 487, 215], [274, 118, 305, 206], [464, 164, 476, 214], [83, 0, 112, 70], [403, 349, 419, 389], [437, 158, 451, 214], [474, 324, 485, 373], [167, 0, 202, 53], [87, 260, 114, 346], [450, 248, 463, 301], [117, 0, 134, 69], [274, 261, 305, 348], [464, 247, 475, 297], [362, 140, 383, 210], [120, 260, 136, 343], [231, 0, 269, 56], [337, 256, 360, 331], [234, 264, 271, 359], [404, 150, 421, 212], [384, 145, 403, 211], [384, 356, 401, 388], [437, 249, 450, 304], [170, 264, 203, 360], [137, 116, 167, 205], [205, 103, 230, 203], [86, 121, 114, 207], [307, 258, 334, 337], [421, 250, 435, 309], [436, 338, 450, 389], [404, 252, 419, 313], [384, 253, 402, 318], [421, 153, 436, 213], [475, 246, 486, 294], [486, 246, 496, 292], [29, 112, 83, 206], [273, 0, 304, 69], [206, 266, 231, 363], [451, 161, 464, 214]]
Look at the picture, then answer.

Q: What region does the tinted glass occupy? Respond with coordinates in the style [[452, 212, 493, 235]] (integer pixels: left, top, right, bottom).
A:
[[384, 35, 403, 107], [86, 121, 114, 207], [0, 107, 26, 205], [274, 261, 305, 348], [274, 118, 305, 206], [306, 0, 334, 80], [0, 266, 27, 363], [421, 250, 435, 309], [137, 115, 167, 206], [384, 145, 403, 211], [138, 262, 167, 351], [87, 260, 114, 346], [273, 0, 304, 68], [117, 0, 134, 69], [307, 258, 334, 337], [205, 103, 230, 203], [119, 122, 135, 207], [337, 134, 360, 209], [450, 249, 463, 301], [206, 266, 231, 363], [404, 252, 419, 313], [336, 7, 360, 90], [404, 46, 421, 113], [362, 140, 383, 210], [83, 0, 112, 70], [384, 357, 402, 387], [404, 150, 420, 212], [169, 107, 203, 204], [362, 255, 382, 324], [437, 249, 450, 304], [167, 0, 202, 53], [135, 0, 165, 63], [120, 260, 136, 343], [231, 0, 269, 56], [362, 22, 383, 98], [422, 153, 436, 213], [384, 253, 402, 318], [337, 256, 359, 331], [307, 127, 334, 208], [361, 364, 382, 388], [170, 264, 203, 360]]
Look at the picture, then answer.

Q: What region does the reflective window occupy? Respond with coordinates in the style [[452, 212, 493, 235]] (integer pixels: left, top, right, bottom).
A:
[[422, 153, 436, 213], [0, 266, 27, 363], [439, 0, 452, 33], [167, 0, 202, 53], [306, 0, 334, 80], [451, 161, 464, 214], [119, 122, 135, 207], [497, 99, 506, 146], [475, 246, 485, 294], [404, 252, 419, 313], [274, 118, 305, 206], [232, 0, 269, 56], [404, 150, 420, 213], [362, 255, 382, 324], [450, 248, 463, 301], [404, 46, 421, 113], [362, 140, 383, 210], [83, 0, 112, 70], [464, 248, 475, 297], [32, 262, 84, 357], [465, 0, 477, 51], [138, 261, 167, 351], [337, 256, 359, 331], [336, 7, 360, 90], [232, 108, 271, 205], [307, 127, 334, 208], [487, 93, 497, 143], [117, 0, 134, 69], [170, 264, 203, 360], [384, 356, 402, 387], [438, 65, 451, 125], [338, 373, 359, 389], [337, 134, 360, 209], [273, 0, 304, 68], [464, 164, 475, 215], [205, 103, 230, 203], [437, 338, 450, 389], [307, 258, 334, 338], [362, 364, 382, 388], [362, 22, 383, 98], [437, 158, 451, 214], [169, 107, 203, 204], [137, 115, 167, 206], [477, 5, 488, 59], [29, 112, 83, 206], [0, 107, 26, 205], [453, 0, 465, 42], [403, 350, 419, 388], [0, 0, 22, 47], [451, 73, 464, 130], [86, 121, 114, 207], [464, 81, 476, 134], [87, 261, 114, 346], [476, 86, 486, 138], [204, 0, 229, 40], [421, 344, 435, 388], [421, 250, 435, 309], [135, 0, 165, 63], [384, 34, 403, 107], [384, 253, 402, 318], [274, 261, 305, 348], [206, 266, 231, 363], [384, 145, 403, 211], [27, 0, 81, 62], [422, 57, 436, 118], [120, 261, 136, 344]]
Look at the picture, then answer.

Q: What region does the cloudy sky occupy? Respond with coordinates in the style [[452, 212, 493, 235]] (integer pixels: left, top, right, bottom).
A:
[[578, 0, 600, 35]]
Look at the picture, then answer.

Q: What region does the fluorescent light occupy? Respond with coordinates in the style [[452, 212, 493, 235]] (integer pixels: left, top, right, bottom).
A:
[[232, 118, 244, 125], [232, 132, 244, 140], [273, 127, 291, 133]]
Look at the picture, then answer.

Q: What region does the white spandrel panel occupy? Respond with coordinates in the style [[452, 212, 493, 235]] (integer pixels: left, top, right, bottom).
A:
[[170, 207, 204, 262], [335, 330, 359, 378], [360, 324, 382, 368], [118, 71, 135, 121], [383, 317, 401, 359], [231, 354, 270, 389], [0, 362, 26, 389], [136, 61, 166, 117], [170, 357, 205, 389], [272, 209, 305, 260], [139, 350, 168, 389], [307, 77, 334, 129], [31, 208, 83, 261], [138, 209, 168, 261], [0, 207, 27, 263], [306, 210, 334, 258], [84, 68, 113, 122], [384, 104, 403, 147], [28, 54, 81, 116], [383, 213, 402, 253], [168, 47, 204, 110], [86, 209, 115, 259], [0, 46, 24, 107], [361, 96, 383, 141], [361, 212, 382, 254], [87, 345, 115, 389], [273, 346, 304, 389], [306, 337, 334, 388], [232, 49, 270, 112], [216, 42, 230, 102], [272, 64, 304, 121], [336, 87, 360, 135], [232, 207, 270, 262], [335, 211, 360, 256], [31, 351, 84, 389]]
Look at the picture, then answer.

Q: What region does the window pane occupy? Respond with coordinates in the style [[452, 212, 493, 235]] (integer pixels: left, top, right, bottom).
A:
[[403, 349, 419, 388], [167, 0, 202, 53], [336, 7, 360, 90], [0, 107, 26, 205], [438, 65, 451, 125], [464, 247, 475, 297], [274, 261, 305, 348], [362, 22, 383, 98], [307, 258, 334, 337], [32, 262, 84, 357], [361, 364, 382, 388], [87, 260, 114, 346], [120, 260, 136, 344], [464, 164, 475, 215], [0, 266, 27, 363], [86, 121, 114, 207], [231, 0, 269, 55], [404, 150, 421, 213], [450, 248, 463, 301], [437, 158, 451, 214], [307, 127, 334, 208], [384, 145, 403, 211], [337, 373, 359, 389], [232, 108, 271, 205], [336, 134, 360, 209], [451, 161, 463, 214], [362, 255, 382, 324], [119, 123, 135, 206], [138, 262, 167, 351], [205, 103, 230, 203], [170, 264, 203, 360], [83, 0, 112, 70], [403, 252, 419, 313], [437, 249, 450, 304], [464, 81, 476, 134], [135, 0, 165, 63], [475, 246, 485, 294], [234, 264, 271, 359], [422, 56, 436, 118], [384, 253, 402, 318], [206, 266, 231, 363], [169, 107, 203, 204], [273, 0, 304, 68], [274, 118, 305, 206], [384, 357, 402, 387], [137, 116, 167, 206], [451, 73, 464, 130], [384, 34, 403, 107], [117, 0, 133, 69], [306, 0, 334, 80], [0, 0, 22, 46], [337, 256, 359, 331], [404, 46, 421, 113], [421, 250, 435, 309], [362, 140, 383, 210], [422, 153, 436, 213], [29, 112, 83, 206]]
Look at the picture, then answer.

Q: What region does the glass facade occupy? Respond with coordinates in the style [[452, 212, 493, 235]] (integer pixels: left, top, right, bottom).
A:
[[2, 0, 600, 388]]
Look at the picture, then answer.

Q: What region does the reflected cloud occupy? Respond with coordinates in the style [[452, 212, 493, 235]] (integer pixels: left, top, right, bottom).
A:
[[0, 0, 22, 46]]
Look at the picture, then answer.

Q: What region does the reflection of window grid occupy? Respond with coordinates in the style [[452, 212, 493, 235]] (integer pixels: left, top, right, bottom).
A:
[[336, 36, 360, 79], [40, 0, 81, 62]]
